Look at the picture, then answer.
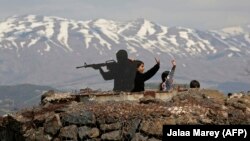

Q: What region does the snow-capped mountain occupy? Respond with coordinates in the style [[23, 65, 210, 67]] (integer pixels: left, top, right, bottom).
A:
[[0, 15, 250, 93]]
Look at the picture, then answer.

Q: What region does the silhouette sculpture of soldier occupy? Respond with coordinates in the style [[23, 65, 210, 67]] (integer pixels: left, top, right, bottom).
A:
[[77, 50, 136, 92]]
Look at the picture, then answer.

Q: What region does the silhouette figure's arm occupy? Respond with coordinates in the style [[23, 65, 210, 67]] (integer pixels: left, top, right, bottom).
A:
[[99, 68, 113, 80]]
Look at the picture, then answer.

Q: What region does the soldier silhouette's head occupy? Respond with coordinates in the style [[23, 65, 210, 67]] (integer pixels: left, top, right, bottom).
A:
[[116, 50, 128, 63]]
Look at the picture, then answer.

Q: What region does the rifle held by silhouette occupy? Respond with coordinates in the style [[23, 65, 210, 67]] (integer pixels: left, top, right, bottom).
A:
[[76, 60, 116, 69]]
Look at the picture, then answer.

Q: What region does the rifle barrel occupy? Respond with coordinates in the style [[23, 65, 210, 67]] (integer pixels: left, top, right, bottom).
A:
[[76, 60, 116, 69], [76, 66, 85, 69]]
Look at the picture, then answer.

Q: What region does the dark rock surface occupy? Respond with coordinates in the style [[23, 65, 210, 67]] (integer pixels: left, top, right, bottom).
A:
[[0, 89, 250, 140]]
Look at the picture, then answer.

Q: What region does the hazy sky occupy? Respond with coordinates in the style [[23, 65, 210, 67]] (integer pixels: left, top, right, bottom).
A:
[[0, 0, 249, 30]]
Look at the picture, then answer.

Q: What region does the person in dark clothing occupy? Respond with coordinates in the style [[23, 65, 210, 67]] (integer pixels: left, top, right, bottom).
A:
[[131, 58, 160, 92], [160, 60, 176, 91], [96, 50, 137, 92]]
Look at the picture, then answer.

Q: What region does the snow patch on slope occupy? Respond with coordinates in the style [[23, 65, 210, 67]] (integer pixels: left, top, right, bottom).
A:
[[57, 21, 72, 51], [137, 20, 156, 37]]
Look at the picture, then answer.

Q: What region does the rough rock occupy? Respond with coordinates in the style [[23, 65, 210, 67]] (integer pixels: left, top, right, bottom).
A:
[[1, 89, 250, 140]]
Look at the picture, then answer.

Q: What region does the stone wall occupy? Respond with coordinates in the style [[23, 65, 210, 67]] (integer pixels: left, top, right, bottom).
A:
[[1, 89, 250, 141]]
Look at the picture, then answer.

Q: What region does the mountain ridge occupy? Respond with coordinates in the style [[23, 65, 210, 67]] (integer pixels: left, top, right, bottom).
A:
[[1, 15, 249, 57], [0, 15, 249, 92]]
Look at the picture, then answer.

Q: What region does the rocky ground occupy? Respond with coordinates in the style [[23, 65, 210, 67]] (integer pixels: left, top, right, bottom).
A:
[[0, 89, 250, 141]]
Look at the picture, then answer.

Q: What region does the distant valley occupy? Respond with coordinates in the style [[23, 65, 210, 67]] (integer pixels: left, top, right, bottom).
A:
[[0, 84, 55, 115]]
